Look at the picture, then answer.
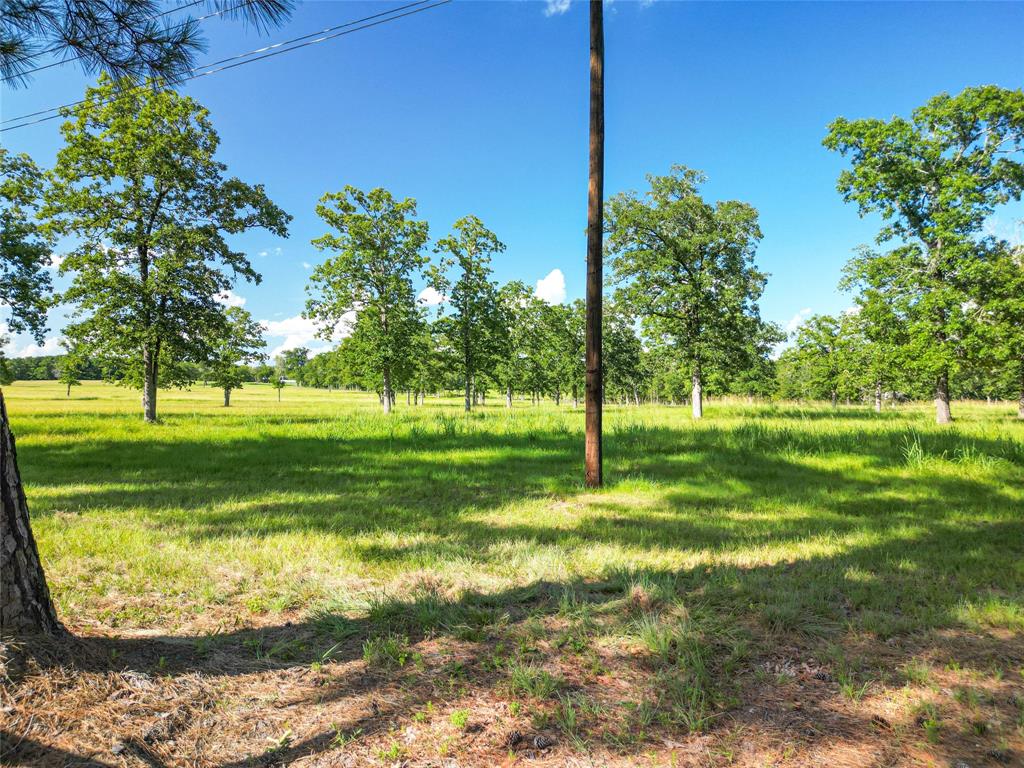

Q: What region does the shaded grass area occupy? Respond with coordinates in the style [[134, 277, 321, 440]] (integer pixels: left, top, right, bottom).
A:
[[2, 381, 1023, 766]]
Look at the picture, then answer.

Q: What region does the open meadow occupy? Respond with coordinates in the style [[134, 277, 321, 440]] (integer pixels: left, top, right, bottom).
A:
[[3, 380, 1024, 766]]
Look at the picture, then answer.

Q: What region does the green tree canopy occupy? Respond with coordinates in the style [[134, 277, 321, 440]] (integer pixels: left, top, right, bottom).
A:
[[430, 215, 505, 411], [1, 149, 54, 365], [210, 306, 266, 406], [44, 75, 290, 422], [824, 85, 1024, 423], [605, 165, 769, 419], [305, 186, 430, 413]]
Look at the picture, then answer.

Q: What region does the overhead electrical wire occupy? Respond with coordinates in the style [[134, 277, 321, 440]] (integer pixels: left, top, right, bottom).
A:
[[1, 0, 450, 132]]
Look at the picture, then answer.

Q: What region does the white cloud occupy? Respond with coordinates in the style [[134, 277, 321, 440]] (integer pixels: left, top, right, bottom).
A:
[[45, 253, 66, 270], [214, 289, 247, 308], [785, 307, 812, 334], [261, 312, 355, 358], [842, 305, 861, 316], [544, 0, 571, 16], [535, 268, 567, 304], [257, 247, 283, 258], [5, 333, 65, 358], [302, 261, 312, 270], [417, 286, 447, 306]]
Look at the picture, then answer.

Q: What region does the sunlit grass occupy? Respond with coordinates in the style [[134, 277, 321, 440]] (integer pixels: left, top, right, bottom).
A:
[[5, 379, 1023, 640]]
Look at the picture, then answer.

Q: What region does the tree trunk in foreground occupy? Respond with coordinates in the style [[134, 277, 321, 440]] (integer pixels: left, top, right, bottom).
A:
[[935, 369, 952, 425], [691, 369, 703, 420], [874, 381, 882, 413], [1, 389, 63, 636], [584, 0, 604, 488], [223, 388, 231, 407]]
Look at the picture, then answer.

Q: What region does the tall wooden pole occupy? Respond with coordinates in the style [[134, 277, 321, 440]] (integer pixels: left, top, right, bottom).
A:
[[584, 0, 604, 488]]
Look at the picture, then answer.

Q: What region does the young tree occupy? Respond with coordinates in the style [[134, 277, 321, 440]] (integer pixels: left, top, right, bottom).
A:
[[210, 307, 266, 406], [44, 76, 290, 423], [605, 166, 768, 419], [305, 186, 429, 413], [824, 85, 1024, 423], [429, 216, 505, 411], [493, 281, 543, 408], [57, 341, 86, 397], [789, 314, 848, 407]]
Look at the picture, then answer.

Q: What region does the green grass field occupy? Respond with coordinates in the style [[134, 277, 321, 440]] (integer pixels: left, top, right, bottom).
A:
[[5, 380, 1024, 766]]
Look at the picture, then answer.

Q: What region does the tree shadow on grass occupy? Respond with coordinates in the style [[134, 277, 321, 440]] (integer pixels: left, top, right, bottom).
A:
[[7, 521, 1023, 766], [7, 417, 1024, 764]]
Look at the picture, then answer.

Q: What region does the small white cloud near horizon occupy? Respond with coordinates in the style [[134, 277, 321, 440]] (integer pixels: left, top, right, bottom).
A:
[[4, 333, 65, 358], [261, 312, 355, 358], [214, 289, 247, 308], [417, 286, 447, 306], [544, 0, 571, 16], [302, 261, 312, 270], [785, 307, 812, 334], [535, 268, 567, 304]]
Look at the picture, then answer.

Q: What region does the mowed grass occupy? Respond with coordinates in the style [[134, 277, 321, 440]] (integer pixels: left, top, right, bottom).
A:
[[5, 380, 1024, 765], [10, 380, 1022, 636]]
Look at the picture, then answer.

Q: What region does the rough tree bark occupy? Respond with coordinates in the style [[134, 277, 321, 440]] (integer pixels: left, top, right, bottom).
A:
[[1, 389, 63, 636], [935, 369, 952, 424]]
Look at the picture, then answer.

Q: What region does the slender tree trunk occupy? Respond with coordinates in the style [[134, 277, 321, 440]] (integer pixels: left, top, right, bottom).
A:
[[691, 366, 703, 420], [277, 387, 281, 402], [464, 373, 471, 412], [1, 389, 63, 635], [830, 389, 838, 408], [935, 369, 952, 424], [554, 390, 561, 406], [506, 384, 513, 409], [142, 346, 158, 422], [382, 368, 393, 414], [407, 390, 411, 406], [874, 381, 882, 413], [1017, 357, 1024, 420], [572, 384, 579, 409], [66, 384, 71, 398], [632, 386, 639, 406], [224, 388, 231, 407], [584, 0, 604, 488]]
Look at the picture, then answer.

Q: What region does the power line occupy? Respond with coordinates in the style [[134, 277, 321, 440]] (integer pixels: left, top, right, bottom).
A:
[[1, 0, 448, 132], [2, 0, 258, 82]]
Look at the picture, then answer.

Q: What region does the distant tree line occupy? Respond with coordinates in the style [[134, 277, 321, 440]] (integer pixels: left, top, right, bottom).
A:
[[3, 83, 1023, 425]]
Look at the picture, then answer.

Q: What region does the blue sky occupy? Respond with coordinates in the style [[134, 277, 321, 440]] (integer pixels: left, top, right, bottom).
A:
[[2, 0, 1023, 357]]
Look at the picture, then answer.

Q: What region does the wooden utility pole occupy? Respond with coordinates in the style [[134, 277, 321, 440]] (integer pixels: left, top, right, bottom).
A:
[[584, 0, 604, 488]]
